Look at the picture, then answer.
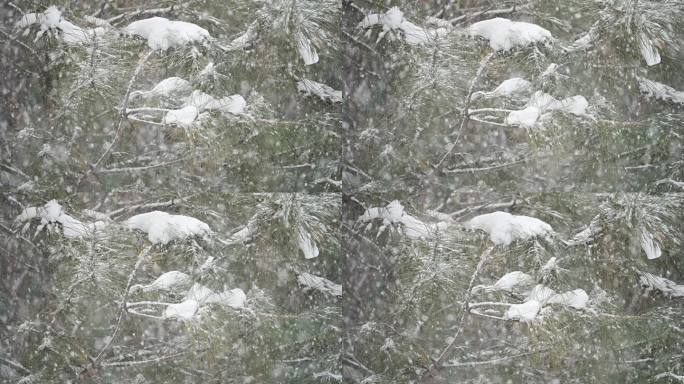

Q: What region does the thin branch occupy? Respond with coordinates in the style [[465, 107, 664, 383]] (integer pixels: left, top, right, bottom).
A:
[[422, 246, 494, 380], [90, 49, 153, 171], [434, 51, 496, 171], [94, 245, 152, 364], [102, 350, 188, 367]]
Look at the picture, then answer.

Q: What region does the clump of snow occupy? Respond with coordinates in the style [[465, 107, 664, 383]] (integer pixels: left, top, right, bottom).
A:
[[132, 271, 193, 294], [125, 17, 210, 51], [163, 105, 199, 128], [640, 228, 662, 260], [183, 283, 215, 305], [547, 289, 589, 309], [525, 284, 557, 305], [164, 299, 199, 320], [183, 283, 246, 308], [17, 6, 90, 45], [638, 32, 661, 66], [466, 211, 553, 246], [184, 90, 247, 115], [15, 200, 105, 238], [298, 273, 342, 297], [505, 91, 589, 128], [131, 77, 192, 100], [637, 77, 684, 105], [295, 31, 319, 65], [297, 79, 343, 103], [359, 200, 448, 240], [359, 7, 447, 45], [125, 211, 211, 245], [505, 106, 541, 128], [473, 77, 532, 100], [468, 18, 552, 51], [207, 288, 247, 309], [473, 271, 534, 293], [639, 272, 684, 298], [297, 227, 320, 259], [505, 300, 541, 322]]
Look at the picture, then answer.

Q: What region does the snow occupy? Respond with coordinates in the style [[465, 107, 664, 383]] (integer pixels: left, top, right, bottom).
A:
[[184, 283, 247, 308], [466, 211, 553, 246], [125, 17, 210, 51], [637, 77, 684, 105], [468, 18, 552, 51], [183, 90, 247, 116], [184, 283, 215, 305], [525, 284, 557, 305], [295, 31, 319, 65], [298, 272, 342, 297], [164, 299, 199, 320], [125, 211, 211, 245], [540, 257, 558, 277], [474, 271, 534, 293], [132, 271, 192, 294], [359, 200, 448, 240], [639, 272, 684, 298], [131, 77, 192, 100], [638, 32, 661, 66], [506, 91, 589, 128], [297, 227, 320, 259], [15, 200, 104, 238], [207, 288, 247, 309], [505, 106, 541, 128], [297, 79, 343, 103], [640, 229, 662, 260], [505, 300, 541, 322], [163, 105, 199, 128], [474, 77, 531, 99], [547, 289, 589, 309], [359, 7, 447, 45], [17, 6, 89, 45]]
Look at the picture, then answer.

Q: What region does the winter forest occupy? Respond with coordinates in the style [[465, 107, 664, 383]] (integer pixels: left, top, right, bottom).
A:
[[0, 0, 682, 383]]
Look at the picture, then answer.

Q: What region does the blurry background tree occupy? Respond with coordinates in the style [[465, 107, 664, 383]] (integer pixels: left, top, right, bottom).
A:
[[1, 0, 341, 382]]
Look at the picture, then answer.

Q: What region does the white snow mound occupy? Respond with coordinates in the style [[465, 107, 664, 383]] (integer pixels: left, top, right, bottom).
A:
[[164, 299, 199, 320], [17, 6, 90, 45], [359, 6, 447, 45], [637, 77, 684, 105], [131, 77, 192, 100], [359, 200, 448, 239], [505, 300, 541, 322], [132, 271, 192, 294], [297, 79, 343, 103], [474, 77, 532, 99], [468, 18, 552, 51], [466, 211, 553, 245], [15, 200, 105, 238], [126, 211, 211, 244], [298, 273, 343, 297], [547, 289, 589, 309], [125, 17, 210, 50]]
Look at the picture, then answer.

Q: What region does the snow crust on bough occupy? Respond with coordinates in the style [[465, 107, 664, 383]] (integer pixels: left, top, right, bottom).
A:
[[359, 200, 448, 240], [466, 211, 553, 246], [467, 17, 553, 51], [125, 17, 210, 51], [125, 211, 211, 245]]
